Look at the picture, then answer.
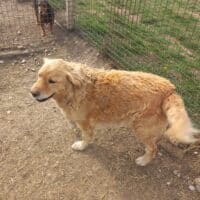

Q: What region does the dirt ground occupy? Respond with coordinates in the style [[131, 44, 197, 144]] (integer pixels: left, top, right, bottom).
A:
[[0, 30, 200, 200], [0, 1, 200, 200]]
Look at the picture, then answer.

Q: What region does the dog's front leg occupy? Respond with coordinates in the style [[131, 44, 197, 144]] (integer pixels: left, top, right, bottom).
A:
[[71, 121, 94, 151], [41, 23, 46, 36], [49, 22, 53, 34]]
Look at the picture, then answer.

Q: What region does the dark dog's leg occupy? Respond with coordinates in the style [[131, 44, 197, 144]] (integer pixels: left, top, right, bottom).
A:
[[33, 0, 39, 25], [49, 12, 55, 34], [41, 23, 46, 36], [49, 22, 53, 34]]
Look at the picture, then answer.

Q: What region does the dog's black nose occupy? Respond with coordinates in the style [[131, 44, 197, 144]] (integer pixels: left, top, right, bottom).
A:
[[31, 91, 40, 97]]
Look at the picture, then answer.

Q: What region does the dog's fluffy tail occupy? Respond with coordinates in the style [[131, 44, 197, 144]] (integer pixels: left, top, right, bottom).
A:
[[162, 93, 199, 144]]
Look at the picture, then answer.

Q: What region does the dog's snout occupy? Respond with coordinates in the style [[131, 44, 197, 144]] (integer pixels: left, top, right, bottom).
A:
[[31, 90, 40, 98]]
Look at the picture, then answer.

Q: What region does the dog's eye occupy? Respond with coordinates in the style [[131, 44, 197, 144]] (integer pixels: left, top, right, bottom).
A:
[[48, 79, 56, 84]]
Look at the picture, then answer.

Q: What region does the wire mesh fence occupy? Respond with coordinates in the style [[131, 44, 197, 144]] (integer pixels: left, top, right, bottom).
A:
[[0, 0, 66, 49], [76, 0, 200, 125], [76, 0, 200, 69]]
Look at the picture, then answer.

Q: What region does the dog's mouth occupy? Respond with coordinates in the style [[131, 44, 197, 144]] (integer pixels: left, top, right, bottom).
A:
[[37, 93, 55, 102]]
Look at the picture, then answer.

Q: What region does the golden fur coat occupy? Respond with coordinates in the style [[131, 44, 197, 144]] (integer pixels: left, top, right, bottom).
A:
[[31, 58, 199, 166]]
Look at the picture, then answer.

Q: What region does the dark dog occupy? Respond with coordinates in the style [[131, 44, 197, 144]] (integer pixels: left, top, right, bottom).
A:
[[33, 0, 54, 36]]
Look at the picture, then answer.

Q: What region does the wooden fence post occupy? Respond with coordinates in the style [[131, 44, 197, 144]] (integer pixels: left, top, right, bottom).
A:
[[66, 0, 75, 30]]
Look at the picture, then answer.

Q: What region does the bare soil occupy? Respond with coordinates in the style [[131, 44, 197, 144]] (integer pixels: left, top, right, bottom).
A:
[[0, 1, 200, 200], [0, 31, 200, 200]]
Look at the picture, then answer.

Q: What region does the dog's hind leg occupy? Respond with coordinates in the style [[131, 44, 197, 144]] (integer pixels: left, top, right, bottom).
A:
[[135, 139, 158, 166], [49, 22, 53, 34], [50, 14, 54, 34], [71, 121, 94, 151], [41, 24, 46, 36], [133, 115, 166, 166]]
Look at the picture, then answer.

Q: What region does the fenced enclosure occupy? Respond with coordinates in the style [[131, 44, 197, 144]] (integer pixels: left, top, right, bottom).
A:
[[76, 0, 200, 125]]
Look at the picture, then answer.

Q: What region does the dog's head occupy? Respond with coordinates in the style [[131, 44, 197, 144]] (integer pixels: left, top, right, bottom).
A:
[[31, 58, 82, 102], [38, 0, 49, 15]]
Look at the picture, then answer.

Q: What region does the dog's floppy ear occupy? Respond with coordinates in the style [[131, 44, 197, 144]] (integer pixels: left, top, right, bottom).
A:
[[66, 72, 82, 88]]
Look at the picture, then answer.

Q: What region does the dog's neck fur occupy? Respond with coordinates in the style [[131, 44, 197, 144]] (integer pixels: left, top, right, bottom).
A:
[[53, 67, 95, 119]]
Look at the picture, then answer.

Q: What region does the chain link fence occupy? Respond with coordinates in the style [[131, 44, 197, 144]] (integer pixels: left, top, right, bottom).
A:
[[76, 0, 200, 68]]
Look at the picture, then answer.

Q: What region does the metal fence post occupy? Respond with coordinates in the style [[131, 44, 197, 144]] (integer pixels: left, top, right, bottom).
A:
[[66, 0, 75, 30]]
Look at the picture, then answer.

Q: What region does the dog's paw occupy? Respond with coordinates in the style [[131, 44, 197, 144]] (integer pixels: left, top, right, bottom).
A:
[[135, 156, 149, 166], [71, 141, 88, 151]]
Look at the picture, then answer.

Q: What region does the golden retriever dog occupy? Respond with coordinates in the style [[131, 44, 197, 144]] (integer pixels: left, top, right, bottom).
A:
[[31, 58, 199, 166]]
